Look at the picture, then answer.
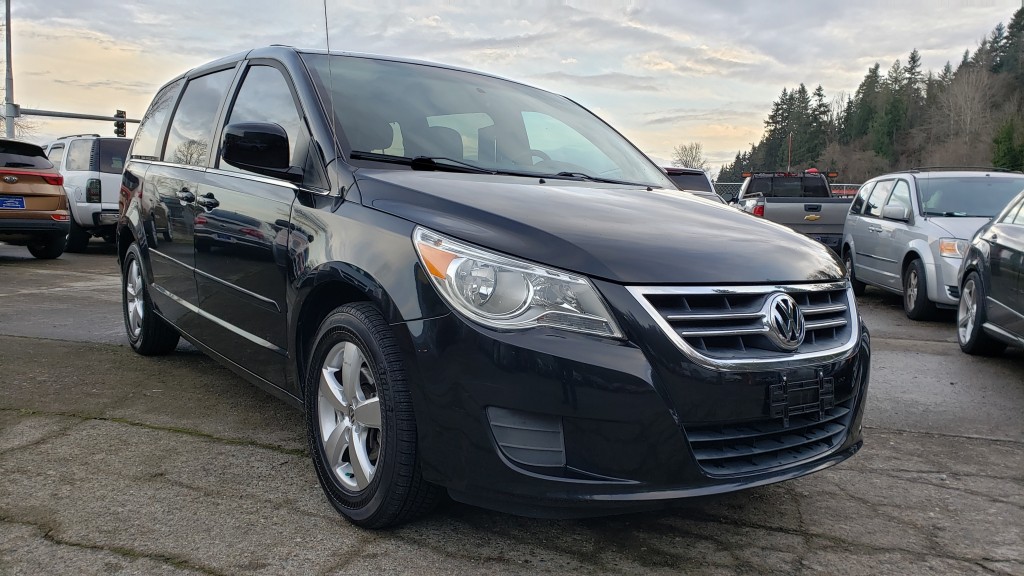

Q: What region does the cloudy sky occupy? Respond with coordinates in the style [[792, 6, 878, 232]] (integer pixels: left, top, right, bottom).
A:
[[9, 0, 1022, 171]]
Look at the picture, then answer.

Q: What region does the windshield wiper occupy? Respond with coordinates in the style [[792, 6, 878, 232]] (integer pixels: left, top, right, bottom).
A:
[[549, 171, 657, 187], [349, 151, 495, 174], [410, 156, 493, 174]]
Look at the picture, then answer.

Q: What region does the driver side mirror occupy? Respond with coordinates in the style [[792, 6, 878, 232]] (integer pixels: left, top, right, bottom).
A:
[[222, 122, 302, 183], [882, 205, 911, 222]]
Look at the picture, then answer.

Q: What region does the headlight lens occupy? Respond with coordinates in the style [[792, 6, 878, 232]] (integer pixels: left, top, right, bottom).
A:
[[938, 238, 969, 258], [413, 227, 623, 338]]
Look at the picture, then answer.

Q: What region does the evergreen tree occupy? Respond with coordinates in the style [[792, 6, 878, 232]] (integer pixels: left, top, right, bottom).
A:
[[992, 120, 1023, 170]]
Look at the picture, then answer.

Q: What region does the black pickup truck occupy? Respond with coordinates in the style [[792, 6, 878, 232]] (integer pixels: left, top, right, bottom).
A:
[[733, 170, 853, 252]]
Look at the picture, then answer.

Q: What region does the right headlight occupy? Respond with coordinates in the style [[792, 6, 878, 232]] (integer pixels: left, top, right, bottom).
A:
[[413, 227, 623, 339]]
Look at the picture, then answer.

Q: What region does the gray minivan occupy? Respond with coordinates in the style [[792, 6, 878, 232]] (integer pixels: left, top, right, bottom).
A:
[[841, 168, 1024, 319]]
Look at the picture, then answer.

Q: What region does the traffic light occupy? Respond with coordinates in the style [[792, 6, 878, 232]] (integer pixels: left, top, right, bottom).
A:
[[114, 110, 126, 138]]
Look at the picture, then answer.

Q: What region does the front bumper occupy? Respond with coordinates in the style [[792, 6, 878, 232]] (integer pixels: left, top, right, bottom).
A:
[[399, 290, 870, 517], [929, 254, 962, 306]]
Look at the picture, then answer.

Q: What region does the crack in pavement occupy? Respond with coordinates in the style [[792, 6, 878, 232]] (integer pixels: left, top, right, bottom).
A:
[[0, 516, 226, 576], [832, 468, 1024, 510], [863, 425, 1023, 445], [0, 407, 307, 458]]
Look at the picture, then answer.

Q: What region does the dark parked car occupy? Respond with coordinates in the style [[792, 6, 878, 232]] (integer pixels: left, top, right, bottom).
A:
[[957, 188, 1024, 355], [118, 46, 870, 528], [663, 166, 724, 203]]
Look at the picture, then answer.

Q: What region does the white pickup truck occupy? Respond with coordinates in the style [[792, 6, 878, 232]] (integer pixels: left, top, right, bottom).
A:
[[732, 170, 853, 252]]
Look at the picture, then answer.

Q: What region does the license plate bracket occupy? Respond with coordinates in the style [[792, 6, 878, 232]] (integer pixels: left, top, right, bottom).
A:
[[768, 370, 835, 427], [0, 195, 26, 209]]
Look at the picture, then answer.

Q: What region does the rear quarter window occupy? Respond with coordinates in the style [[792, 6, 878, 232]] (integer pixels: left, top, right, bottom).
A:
[[65, 140, 94, 171], [131, 78, 184, 161], [0, 141, 53, 169]]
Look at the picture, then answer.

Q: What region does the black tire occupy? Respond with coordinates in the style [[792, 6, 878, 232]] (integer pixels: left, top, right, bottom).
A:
[[305, 303, 440, 528], [902, 259, 935, 320], [843, 248, 866, 296], [122, 243, 179, 355], [66, 217, 90, 253], [957, 271, 1007, 356], [161, 223, 173, 242], [27, 234, 67, 260]]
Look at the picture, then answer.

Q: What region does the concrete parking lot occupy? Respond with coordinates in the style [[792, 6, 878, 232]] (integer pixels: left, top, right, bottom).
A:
[[1, 242, 1022, 575]]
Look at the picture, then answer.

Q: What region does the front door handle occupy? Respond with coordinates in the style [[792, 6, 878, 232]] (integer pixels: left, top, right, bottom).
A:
[[867, 226, 883, 233], [176, 188, 196, 203], [195, 193, 219, 210]]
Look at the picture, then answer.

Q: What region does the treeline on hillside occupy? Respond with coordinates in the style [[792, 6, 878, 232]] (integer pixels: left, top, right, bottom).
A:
[[718, 7, 1024, 183]]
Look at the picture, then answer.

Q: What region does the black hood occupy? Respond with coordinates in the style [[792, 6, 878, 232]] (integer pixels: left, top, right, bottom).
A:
[[356, 170, 843, 284]]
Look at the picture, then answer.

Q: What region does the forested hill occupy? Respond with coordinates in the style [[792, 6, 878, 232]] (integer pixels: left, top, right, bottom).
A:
[[717, 7, 1024, 184]]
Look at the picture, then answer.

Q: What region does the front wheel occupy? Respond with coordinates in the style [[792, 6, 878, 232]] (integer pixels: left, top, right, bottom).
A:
[[902, 259, 935, 320], [305, 303, 440, 528], [122, 243, 180, 355], [957, 272, 1007, 356]]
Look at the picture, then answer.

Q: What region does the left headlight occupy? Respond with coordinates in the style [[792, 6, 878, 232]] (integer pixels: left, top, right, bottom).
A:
[[938, 238, 969, 258], [413, 227, 624, 338]]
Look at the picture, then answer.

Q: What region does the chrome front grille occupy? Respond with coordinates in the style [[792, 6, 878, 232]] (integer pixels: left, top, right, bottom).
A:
[[627, 282, 858, 371]]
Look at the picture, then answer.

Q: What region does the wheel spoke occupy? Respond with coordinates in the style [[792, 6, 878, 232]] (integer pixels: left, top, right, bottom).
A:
[[323, 420, 348, 467], [341, 342, 365, 405], [349, 428, 373, 489], [319, 368, 347, 413], [353, 397, 381, 429]]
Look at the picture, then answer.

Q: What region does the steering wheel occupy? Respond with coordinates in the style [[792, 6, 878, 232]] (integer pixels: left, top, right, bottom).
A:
[[529, 149, 551, 163]]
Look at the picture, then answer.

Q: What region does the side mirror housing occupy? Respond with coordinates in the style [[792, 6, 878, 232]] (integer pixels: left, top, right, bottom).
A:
[[222, 122, 302, 183], [882, 205, 911, 222]]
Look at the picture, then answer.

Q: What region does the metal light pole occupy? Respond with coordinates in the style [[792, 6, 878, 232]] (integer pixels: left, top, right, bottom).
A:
[[4, 0, 14, 138]]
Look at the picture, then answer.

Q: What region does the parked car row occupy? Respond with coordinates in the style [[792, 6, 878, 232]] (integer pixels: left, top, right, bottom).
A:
[[840, 167, 1024, 354]]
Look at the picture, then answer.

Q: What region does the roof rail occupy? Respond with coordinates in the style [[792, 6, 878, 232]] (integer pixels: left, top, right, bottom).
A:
[[898, 166, 1020, 173], [55, 133, 101, 140]]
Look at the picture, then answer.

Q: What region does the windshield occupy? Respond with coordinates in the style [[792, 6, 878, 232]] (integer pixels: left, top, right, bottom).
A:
[[301, 53, 672, 188], [917, 176, 1024, 217], [667, 172, 713, 192]]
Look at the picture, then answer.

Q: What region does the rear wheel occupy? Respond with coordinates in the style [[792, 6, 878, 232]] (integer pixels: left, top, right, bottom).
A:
[[957, 271, 1007, 356], [27, 234, 67, 260], [66, 217, 90, 253], [122, 243, 179, 355], [305, 303, 440, 528], [843, 248, 866, 296], [902, 259, 935, 320]]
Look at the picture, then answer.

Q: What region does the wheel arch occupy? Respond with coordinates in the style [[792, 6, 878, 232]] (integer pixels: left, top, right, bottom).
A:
[[289, 262, 405, 398]]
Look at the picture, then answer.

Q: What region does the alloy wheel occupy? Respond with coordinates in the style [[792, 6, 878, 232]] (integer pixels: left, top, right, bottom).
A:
[[318, 341, 383, 492], [125, 259, 144, 338], [958, 278, 977, 344], [905, 269, 919, 310]]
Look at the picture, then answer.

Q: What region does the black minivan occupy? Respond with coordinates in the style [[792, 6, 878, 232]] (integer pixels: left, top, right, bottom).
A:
[[118, 46, 870, 528]]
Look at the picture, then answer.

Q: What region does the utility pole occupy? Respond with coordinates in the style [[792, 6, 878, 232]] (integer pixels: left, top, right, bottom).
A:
[[5, 0, 15, 138]]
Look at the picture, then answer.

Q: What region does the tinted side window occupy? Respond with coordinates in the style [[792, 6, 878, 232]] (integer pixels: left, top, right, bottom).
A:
[[850, 182, 875, 214], [164, 69, 235, 167], [65, 140, 94, 171], [222, 65, 303, 170], [46, 144, 65, 168], [132, 79, 183, 160], [99, 139, 130, 174], [863, 180, 893, 217], [885, 180, 912, 211], [668, 173, 713, 192]]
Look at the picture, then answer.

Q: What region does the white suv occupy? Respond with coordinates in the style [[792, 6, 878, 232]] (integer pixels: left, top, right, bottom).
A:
[[43, 135, 131, 251]]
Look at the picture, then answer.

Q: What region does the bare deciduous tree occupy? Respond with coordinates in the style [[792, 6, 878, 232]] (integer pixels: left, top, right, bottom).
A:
[[174, 139, 209, 166], [671, 141, 710, 172]]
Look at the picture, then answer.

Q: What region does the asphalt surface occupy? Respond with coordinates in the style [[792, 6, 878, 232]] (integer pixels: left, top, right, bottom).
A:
[[1, 241, 1022, 575]]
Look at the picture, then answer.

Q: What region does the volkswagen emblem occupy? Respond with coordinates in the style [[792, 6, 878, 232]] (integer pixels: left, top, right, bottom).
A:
[[2, 175, 17, 184], [764, 293, 805, 352]]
